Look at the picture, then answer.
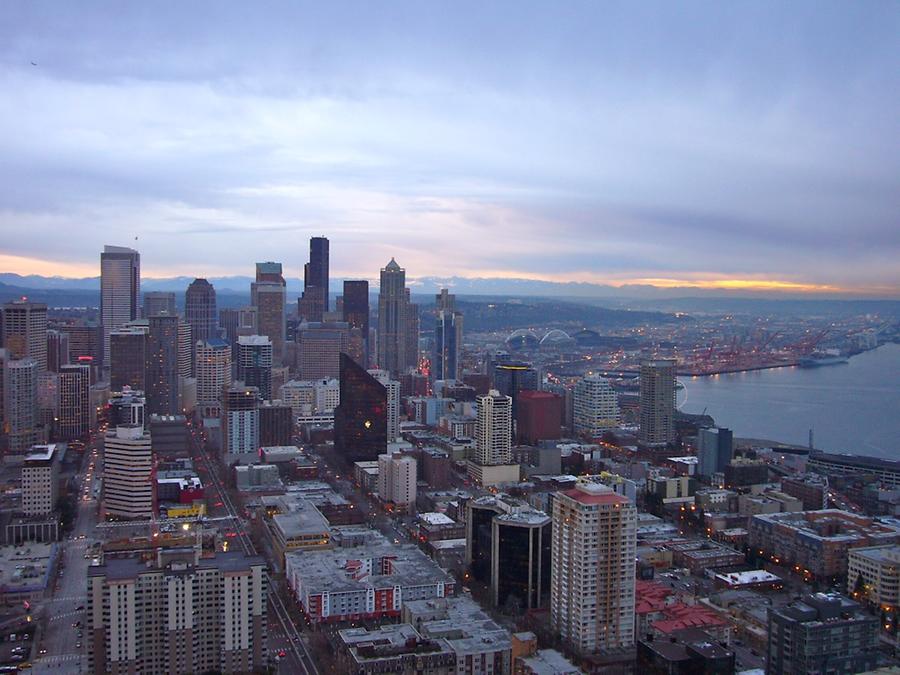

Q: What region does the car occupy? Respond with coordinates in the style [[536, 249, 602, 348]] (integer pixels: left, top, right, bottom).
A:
[[38, 648, 47, 655], [278, 649, 287, 658], [75, 642, 81, 649]]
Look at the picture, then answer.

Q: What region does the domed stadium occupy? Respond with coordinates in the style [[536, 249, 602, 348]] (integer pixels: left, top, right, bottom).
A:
[[540, 329, 576, 349], [573, 328, 603, 347], [505, 329, 540, 351]]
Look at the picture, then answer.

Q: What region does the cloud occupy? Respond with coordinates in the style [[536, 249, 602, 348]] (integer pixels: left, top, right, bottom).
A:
[[0, 1, 898, 294]]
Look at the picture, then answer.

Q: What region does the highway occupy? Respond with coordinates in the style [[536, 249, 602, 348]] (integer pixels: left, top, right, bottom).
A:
[[187, 422, 320, 675]]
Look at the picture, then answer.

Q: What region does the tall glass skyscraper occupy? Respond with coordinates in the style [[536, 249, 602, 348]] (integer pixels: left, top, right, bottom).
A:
[[100, 245, 140, 368], [185, 278, 218, 344], [377, 258, 411, 376], [334, 353, 387, 463], [300, 236, 330, 322]]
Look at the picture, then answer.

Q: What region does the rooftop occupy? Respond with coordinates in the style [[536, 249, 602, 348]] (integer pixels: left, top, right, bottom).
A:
[[563, 482, 630, 506]]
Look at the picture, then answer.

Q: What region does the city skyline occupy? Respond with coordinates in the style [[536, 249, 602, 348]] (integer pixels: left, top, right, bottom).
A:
[[1, 2, 898, 297]]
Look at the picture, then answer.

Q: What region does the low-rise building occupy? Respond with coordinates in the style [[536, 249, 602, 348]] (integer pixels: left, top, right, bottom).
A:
[[847, 545, 900, 611], [665, 540, 745, 573], [336, 624, 455, 675], [781, 473, 829, 511]]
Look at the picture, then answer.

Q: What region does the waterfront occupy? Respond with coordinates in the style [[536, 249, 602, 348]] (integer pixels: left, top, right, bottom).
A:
[[679, 343, 900, 459]]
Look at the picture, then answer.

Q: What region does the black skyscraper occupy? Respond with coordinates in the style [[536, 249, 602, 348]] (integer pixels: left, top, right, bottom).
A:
[[185, 278, 217, 344], [300, 236, 329, 322], [146, 313, 181, 415], [342, 280, 369, 360], [334, 353, 387, 464]]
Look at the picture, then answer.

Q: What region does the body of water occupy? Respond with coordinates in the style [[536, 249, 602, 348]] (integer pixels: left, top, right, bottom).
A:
[[678, 343, 900, 458]]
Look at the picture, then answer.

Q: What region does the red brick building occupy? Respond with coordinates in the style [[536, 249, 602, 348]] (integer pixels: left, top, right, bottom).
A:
[[517, 391, 562, 445]]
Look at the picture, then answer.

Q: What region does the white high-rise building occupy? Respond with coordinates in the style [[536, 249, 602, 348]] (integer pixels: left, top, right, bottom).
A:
[[550, 481, 636, 656], [369, 369, 400, 442], [474, 390, 512, 465], [100, 245, 140, 367], [195, 338, 232, 414], [103, 424, 153, 520], [573, 374, 619, 438], [377, 453, 417, 509], [22, 444, 59, 516]]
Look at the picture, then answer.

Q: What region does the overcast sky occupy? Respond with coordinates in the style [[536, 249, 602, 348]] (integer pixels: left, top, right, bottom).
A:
[[1, 1, 898, 295]]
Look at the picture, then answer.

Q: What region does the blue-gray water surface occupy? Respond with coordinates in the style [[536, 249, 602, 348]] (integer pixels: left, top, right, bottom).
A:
[[679, 342, 900, 458]]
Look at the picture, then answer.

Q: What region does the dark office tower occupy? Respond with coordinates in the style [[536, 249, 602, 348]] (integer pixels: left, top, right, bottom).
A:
[[299, 236, 329, 322], [185, 278, 218, 346], [342, 280, 369, 363], [101, 245, 140, 367], [146, 314, 181, 415], [377, 258, 410, 376], [406, 293, 419, 371], [493, 362, 538, 417], [46, 330, 69, 373], [334, 353, 387, 464], [60, 323, 102, 367], [142, 291, 176, 318], [517, 390, 562, 445], [296, 322, 349, 380], [237, 336, 273, 401], [109, 325, 147, 392], [433, 310, 463, 382], [2, 300, 48, 372], [259, 401, 292, 447], [639, 358, 676, 447], [219, 308, 239, 347], [58, 363, 90, 440]]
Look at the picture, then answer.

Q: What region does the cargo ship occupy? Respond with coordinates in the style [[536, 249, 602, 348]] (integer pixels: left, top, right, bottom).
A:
[[798, 353, 848, 368]]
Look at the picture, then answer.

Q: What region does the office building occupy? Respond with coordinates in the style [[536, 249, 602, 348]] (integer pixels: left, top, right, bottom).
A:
[[109, 323, 147, 392], [433, 290, 463, 382], [299, 236, 329, 322], [1, 300, 48, 372], [184, 277, 217, 345], [377, 258, 411, 376], [696, 427, 734, 478], [46, 329, 69, 373], [493, 361, 538, 417], [465, 495, 551, 611], [60, 322, 102, 368], [516, 390, 562, 445], [87, 550, 267, 674], [342, 280, 369, 364], [101, 245, 140, 366], [378, 452, 417, 511], [22, 444, 59, 517], [146, 313, 181, 415], [252, 263, 286, 364], [573, 374, 619, 438], [406, 292, 419, 371], [237, 335, 273, 401], [639, 358, 677, 446], [467, 390, 518, 486], [781, 473, 829, 511], [177, 320, 192, 379], [142, 291, 175, 318], [334, 353, 387, 463], [551, 481, 637, 655], [4, 357, 38, 457], [103, 423, 153, 519], [223, 384, 259, 462], [57, 363, 90, 439], [767, 593, 877, 675], [848, 545, 900, 610], [369, 369, 401, 442], [195, 338, 232, 414], [296, 321, 349, 379], [259, 401, 292, 447]]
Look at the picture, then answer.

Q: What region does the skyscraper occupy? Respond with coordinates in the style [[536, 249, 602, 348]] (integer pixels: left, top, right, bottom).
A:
[[251, 280, 285, 365], [184, 278, 218, 346], [377, 258, 410, 376], [237, 336, 273, 401], [639, 358, 677, 446], [103, 423, 153, 520], [342, 280, 369, 364], [57, 363, 91, 439], [46, 329, 69, 373], [142, 291, 176, 318], [177, 320, 193, 379], [493, 361, 538, 417], [296, 321, 350, 380], [101, 245, 140, 367], [573, 374, 620, 438], [109, 324, 148, 392], [433, 309, 462, 382], [334, 353, 387, 463], [551, 481, 637, 655], [223, 384, 259, 462], [474, 390, 512, 466], [195, 339, 232, 415], [369, 369, 401, 442], [697, 427, 734, 478], [377, 452, 417, 511], [1, 300, 48, 372], [146, 314, 181, 415], [4, 357, 38, 458], [300, 236, 329, 322]]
